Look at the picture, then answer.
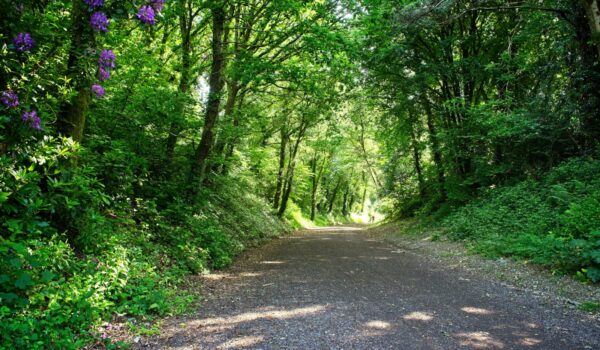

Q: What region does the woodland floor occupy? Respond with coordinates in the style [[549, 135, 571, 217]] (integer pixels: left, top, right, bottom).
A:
[[129, 226, 600, 349]]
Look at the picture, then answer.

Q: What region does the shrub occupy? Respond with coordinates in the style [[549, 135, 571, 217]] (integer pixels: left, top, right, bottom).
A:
[[0, 137, 288, 348], [439, 158, 600, 282]]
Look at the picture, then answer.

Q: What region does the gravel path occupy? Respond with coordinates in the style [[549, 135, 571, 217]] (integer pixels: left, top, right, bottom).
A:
[[142, 226, 600, 349]]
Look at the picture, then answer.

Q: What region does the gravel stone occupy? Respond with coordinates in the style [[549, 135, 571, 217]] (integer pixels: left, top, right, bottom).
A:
[[137, 226, 600, 349]]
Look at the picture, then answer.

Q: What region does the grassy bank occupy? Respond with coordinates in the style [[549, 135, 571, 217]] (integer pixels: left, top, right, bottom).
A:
[[1, 161, 289, 349], [409, 158, 600, 283]]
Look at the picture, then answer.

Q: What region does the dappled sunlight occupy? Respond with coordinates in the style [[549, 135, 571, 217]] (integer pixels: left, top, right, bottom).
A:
[[203, 272, 263, 280], [183, 231, 568, 350], [364, 320, 392, 329], [203, 273, 232, 280], [191, 305, 328, 328], [218, 335, 265, 349], [519, 337, 542, 346], [511, 330, 542, 347], [239, 272, 262, 277], [152, 229, 582, 349], [357, 320, 394, 338], [402, 311, 434, 321], [292, 212, 318, 229], [461, 307, 495, 315], [260, 260, 286, 265], [455, 331, 505, 349], [306, 226, 365, 232]]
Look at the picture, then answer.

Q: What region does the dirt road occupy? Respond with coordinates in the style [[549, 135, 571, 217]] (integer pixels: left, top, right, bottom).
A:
[[144, 226, 600, 349]]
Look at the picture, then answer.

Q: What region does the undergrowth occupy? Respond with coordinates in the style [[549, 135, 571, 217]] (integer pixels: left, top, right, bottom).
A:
[[282, 201, 355, 228], [0, 137, 289, 349], [430, 157, 600, 282]]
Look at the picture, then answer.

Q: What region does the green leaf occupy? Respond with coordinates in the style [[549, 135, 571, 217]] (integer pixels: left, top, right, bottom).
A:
[[0, 192, 10, 203], [5, 219, 22, 233], [0, 292, 19, 303], [9, 258, 22, 269], [66, 198, 80, 209], [15, 272, 34, 290], [589, 250, 600, 264], [40, 271, 55, 283], [585, 267, 600, 283], [10, 242, 28, 255]]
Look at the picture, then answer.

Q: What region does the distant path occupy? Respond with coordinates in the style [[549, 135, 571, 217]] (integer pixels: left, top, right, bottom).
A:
[[143, 226, 599, 349]]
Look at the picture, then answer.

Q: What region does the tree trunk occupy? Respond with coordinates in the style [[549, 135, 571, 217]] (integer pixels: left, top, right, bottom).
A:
[[273, 127, 288, 209], [422, 95, 446, 202], [576, 2, 600, 147], [361, 187, 367, 213], [583, 0, 600, 57], [216, 83, 243, 174], [342, 186, 350, 216], [309, 152, 326, 221], [310, 154, 318, 220], [410, 123, 425, 199], [166, 0, 192, 162], [277, 124, 307, 217], [210, 3, 239, 174], [358, 118, 381, 188], [277, 163, 295, 217], [193, 5, 226, 182], [327, 179, 341, 214], [57, 0, 91, 141]]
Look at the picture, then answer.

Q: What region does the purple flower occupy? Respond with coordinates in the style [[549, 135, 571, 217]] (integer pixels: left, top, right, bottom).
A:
[[92, 84, 105, 98], [84, 0, 104, 8], [149, 0, 165, 12], [1, 91, 19, 108], [99, 67, 110, 81], [90, 12, 109, 32], [13, 32, 34, 52], [137, 5, 155, 25], [98, 49, 116, 69], [21, 110, 41, 130]]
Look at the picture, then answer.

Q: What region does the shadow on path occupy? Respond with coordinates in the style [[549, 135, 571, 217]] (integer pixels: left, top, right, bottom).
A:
[[142, 226, 599, 349]]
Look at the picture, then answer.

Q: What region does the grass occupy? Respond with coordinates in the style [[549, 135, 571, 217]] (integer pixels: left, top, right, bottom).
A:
[[428, 158, 600, 283], [579, 301, 600, 313]]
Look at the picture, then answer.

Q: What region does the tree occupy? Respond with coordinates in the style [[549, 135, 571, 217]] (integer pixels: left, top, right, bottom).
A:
[[193, 2, 226, 182]]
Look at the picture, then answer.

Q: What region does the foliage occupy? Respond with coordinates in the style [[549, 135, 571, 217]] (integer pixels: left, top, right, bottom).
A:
[[2, 0, 357, 346], [0, 137, 287, 348], [355, 0, 600, 215], [353, 0, 600, 282], [579, 301, 600, 313], [439, 158, 600, 281], [4, 0, 599, 347]]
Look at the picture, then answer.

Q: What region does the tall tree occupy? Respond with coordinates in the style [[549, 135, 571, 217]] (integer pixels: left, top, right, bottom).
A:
[[193, 2, 226, 182]]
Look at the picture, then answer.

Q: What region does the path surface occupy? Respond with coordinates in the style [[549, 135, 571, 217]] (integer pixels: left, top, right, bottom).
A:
[[145, 226, 600, 349]]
